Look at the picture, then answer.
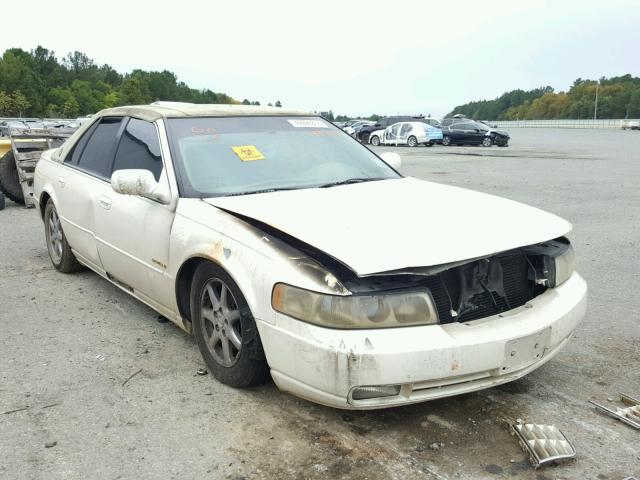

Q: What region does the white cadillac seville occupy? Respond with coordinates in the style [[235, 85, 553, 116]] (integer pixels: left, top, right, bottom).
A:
[[33, 103, 587, 409]]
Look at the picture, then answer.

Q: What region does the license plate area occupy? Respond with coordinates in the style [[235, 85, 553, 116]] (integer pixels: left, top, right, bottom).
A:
[[503, 327, 552, 372]]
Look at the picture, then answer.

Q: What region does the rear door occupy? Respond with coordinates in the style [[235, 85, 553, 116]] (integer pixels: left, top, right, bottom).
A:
[[56, 117, 124, 271], [398, 123, 413, 144], [93, 117, 175, 303]]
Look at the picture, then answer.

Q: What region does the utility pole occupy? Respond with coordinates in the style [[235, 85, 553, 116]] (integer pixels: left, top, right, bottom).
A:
[[594, 81, 599, 120]]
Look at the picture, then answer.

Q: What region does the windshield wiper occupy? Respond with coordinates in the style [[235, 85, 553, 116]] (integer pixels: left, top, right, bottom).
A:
[[317, 177, 387, 188], [224, 186, 300, 197]]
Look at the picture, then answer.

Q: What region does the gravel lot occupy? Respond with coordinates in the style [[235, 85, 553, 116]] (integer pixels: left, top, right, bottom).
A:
[[1, 128, 639, 480]]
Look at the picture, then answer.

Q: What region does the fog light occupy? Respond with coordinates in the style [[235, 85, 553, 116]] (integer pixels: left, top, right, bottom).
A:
[[351, 385, 401, 400]]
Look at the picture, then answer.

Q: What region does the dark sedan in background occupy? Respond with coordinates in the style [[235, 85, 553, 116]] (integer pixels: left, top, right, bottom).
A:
[[441, 121, 510, 147]]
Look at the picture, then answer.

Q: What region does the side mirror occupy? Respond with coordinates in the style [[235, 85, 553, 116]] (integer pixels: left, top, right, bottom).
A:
[[380, 152, 402, 170], [111, 169, 170, 204]]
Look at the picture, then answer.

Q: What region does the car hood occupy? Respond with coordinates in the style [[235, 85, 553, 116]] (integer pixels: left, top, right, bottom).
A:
[[204, 177, 571, 276]]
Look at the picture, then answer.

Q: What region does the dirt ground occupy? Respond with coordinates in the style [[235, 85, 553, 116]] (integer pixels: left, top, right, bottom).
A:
[[1, 128, 639, 479]]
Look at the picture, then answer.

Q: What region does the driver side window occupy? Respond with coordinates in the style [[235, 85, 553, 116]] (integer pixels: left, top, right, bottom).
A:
[[111, 118, 163, 181]]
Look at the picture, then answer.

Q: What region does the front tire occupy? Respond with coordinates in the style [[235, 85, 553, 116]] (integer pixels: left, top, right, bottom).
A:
[[44, 200, 82, 273], [407, 136, 418, 147], [442, 135, 451, 146], [482, 137, 493, 147], [190, 262, 269, 387], [370, 135, 380, 146], [360, 132, 370, 144]]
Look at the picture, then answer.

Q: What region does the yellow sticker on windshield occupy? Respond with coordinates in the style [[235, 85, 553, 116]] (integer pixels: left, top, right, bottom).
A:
[[232, 145, 264, 162]]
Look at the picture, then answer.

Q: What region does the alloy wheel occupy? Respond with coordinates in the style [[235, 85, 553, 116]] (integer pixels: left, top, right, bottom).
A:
[[200, 278, 242, 367], [47, 209, 63, 264]]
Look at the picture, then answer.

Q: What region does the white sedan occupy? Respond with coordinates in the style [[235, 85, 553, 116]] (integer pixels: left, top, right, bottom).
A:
[[369, 121, 442, 147], [34, 103, 587, 409]]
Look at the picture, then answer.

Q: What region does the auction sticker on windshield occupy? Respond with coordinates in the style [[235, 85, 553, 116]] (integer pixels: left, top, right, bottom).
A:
[[232, 145, 265, 162], [288, 119, 328, 128]]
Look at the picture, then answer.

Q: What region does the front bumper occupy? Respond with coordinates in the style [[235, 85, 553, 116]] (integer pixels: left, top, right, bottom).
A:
[[257, 272, 587, 409]]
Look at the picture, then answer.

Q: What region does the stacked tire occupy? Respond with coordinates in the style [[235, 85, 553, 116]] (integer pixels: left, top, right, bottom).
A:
[[0, 150, 24, 206]]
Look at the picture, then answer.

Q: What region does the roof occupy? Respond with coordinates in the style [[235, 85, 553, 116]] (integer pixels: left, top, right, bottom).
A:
[[95, 102, 312, 122]]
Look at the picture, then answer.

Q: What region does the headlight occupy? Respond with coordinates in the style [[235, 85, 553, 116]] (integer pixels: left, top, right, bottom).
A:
[[553, 243, 575, 287], [272, 283, 439, 329]]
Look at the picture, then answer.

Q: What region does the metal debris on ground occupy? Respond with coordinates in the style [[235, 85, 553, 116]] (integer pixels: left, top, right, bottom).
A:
[[511, 423, 576, 469], [44, 441, 57, 448], [590, 393, 640, 430], [196, 368, 208, 376]]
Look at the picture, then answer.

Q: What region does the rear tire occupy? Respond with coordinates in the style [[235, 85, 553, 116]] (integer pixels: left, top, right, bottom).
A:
[[0, 151, 24, 204], [407, 136, 418, 147], [44, 200, 83, 273], [360, 132, 370, 144], [442, 135, 451, 146], [370, 135, 380, 146], [190, 262, 269, 388]]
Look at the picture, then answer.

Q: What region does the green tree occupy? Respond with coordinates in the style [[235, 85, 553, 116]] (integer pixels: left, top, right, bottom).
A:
[[0, 91, 12, 115], [10, 90, 30, 116]]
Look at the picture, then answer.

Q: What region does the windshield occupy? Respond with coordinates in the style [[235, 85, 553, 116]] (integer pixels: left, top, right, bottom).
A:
[[167, 116, 399, 197]]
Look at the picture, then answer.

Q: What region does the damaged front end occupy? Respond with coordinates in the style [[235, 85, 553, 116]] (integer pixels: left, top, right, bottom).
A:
[[319, 237, 575, 327], [220, 206, 575, 328]]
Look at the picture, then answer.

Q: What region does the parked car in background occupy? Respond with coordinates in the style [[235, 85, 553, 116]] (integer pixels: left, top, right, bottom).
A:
[[620, 119, 640, 130], [33, 102, 585, 410], [440, 114, 467, 128], [480, 120, 498, 128], [442, 121, 510, 147], [369, 122, 443, 147], [358, 116, 433, 143], [0, 120, 29, 136], [344, 120, 374, 136]]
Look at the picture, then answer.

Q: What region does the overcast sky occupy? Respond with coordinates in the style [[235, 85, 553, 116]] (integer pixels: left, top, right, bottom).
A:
[[3, 0, 639, 117]]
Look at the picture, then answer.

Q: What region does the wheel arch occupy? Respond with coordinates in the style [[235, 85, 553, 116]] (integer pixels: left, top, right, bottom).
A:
[[175, 255, 219, 332], [174, 253, 268, 333], [39, 191, 51, 219]]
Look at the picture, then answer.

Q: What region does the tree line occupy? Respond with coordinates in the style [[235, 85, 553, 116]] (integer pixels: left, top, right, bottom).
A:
[[449, 75, 640, 120], [0, 46, 282, 118]]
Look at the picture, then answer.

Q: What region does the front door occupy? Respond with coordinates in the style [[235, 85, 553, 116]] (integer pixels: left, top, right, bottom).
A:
[[384, 123, 401, 145], [93, 118, 175, 304]]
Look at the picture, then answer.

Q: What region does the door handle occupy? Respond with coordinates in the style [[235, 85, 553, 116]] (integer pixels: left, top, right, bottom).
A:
[[57, 176, 66, 187], [99, 196, 112, 210]]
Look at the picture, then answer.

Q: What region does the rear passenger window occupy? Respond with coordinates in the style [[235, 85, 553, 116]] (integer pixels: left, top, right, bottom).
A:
[[77, 117, 123, 178], [111, 118, 163, 181]]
